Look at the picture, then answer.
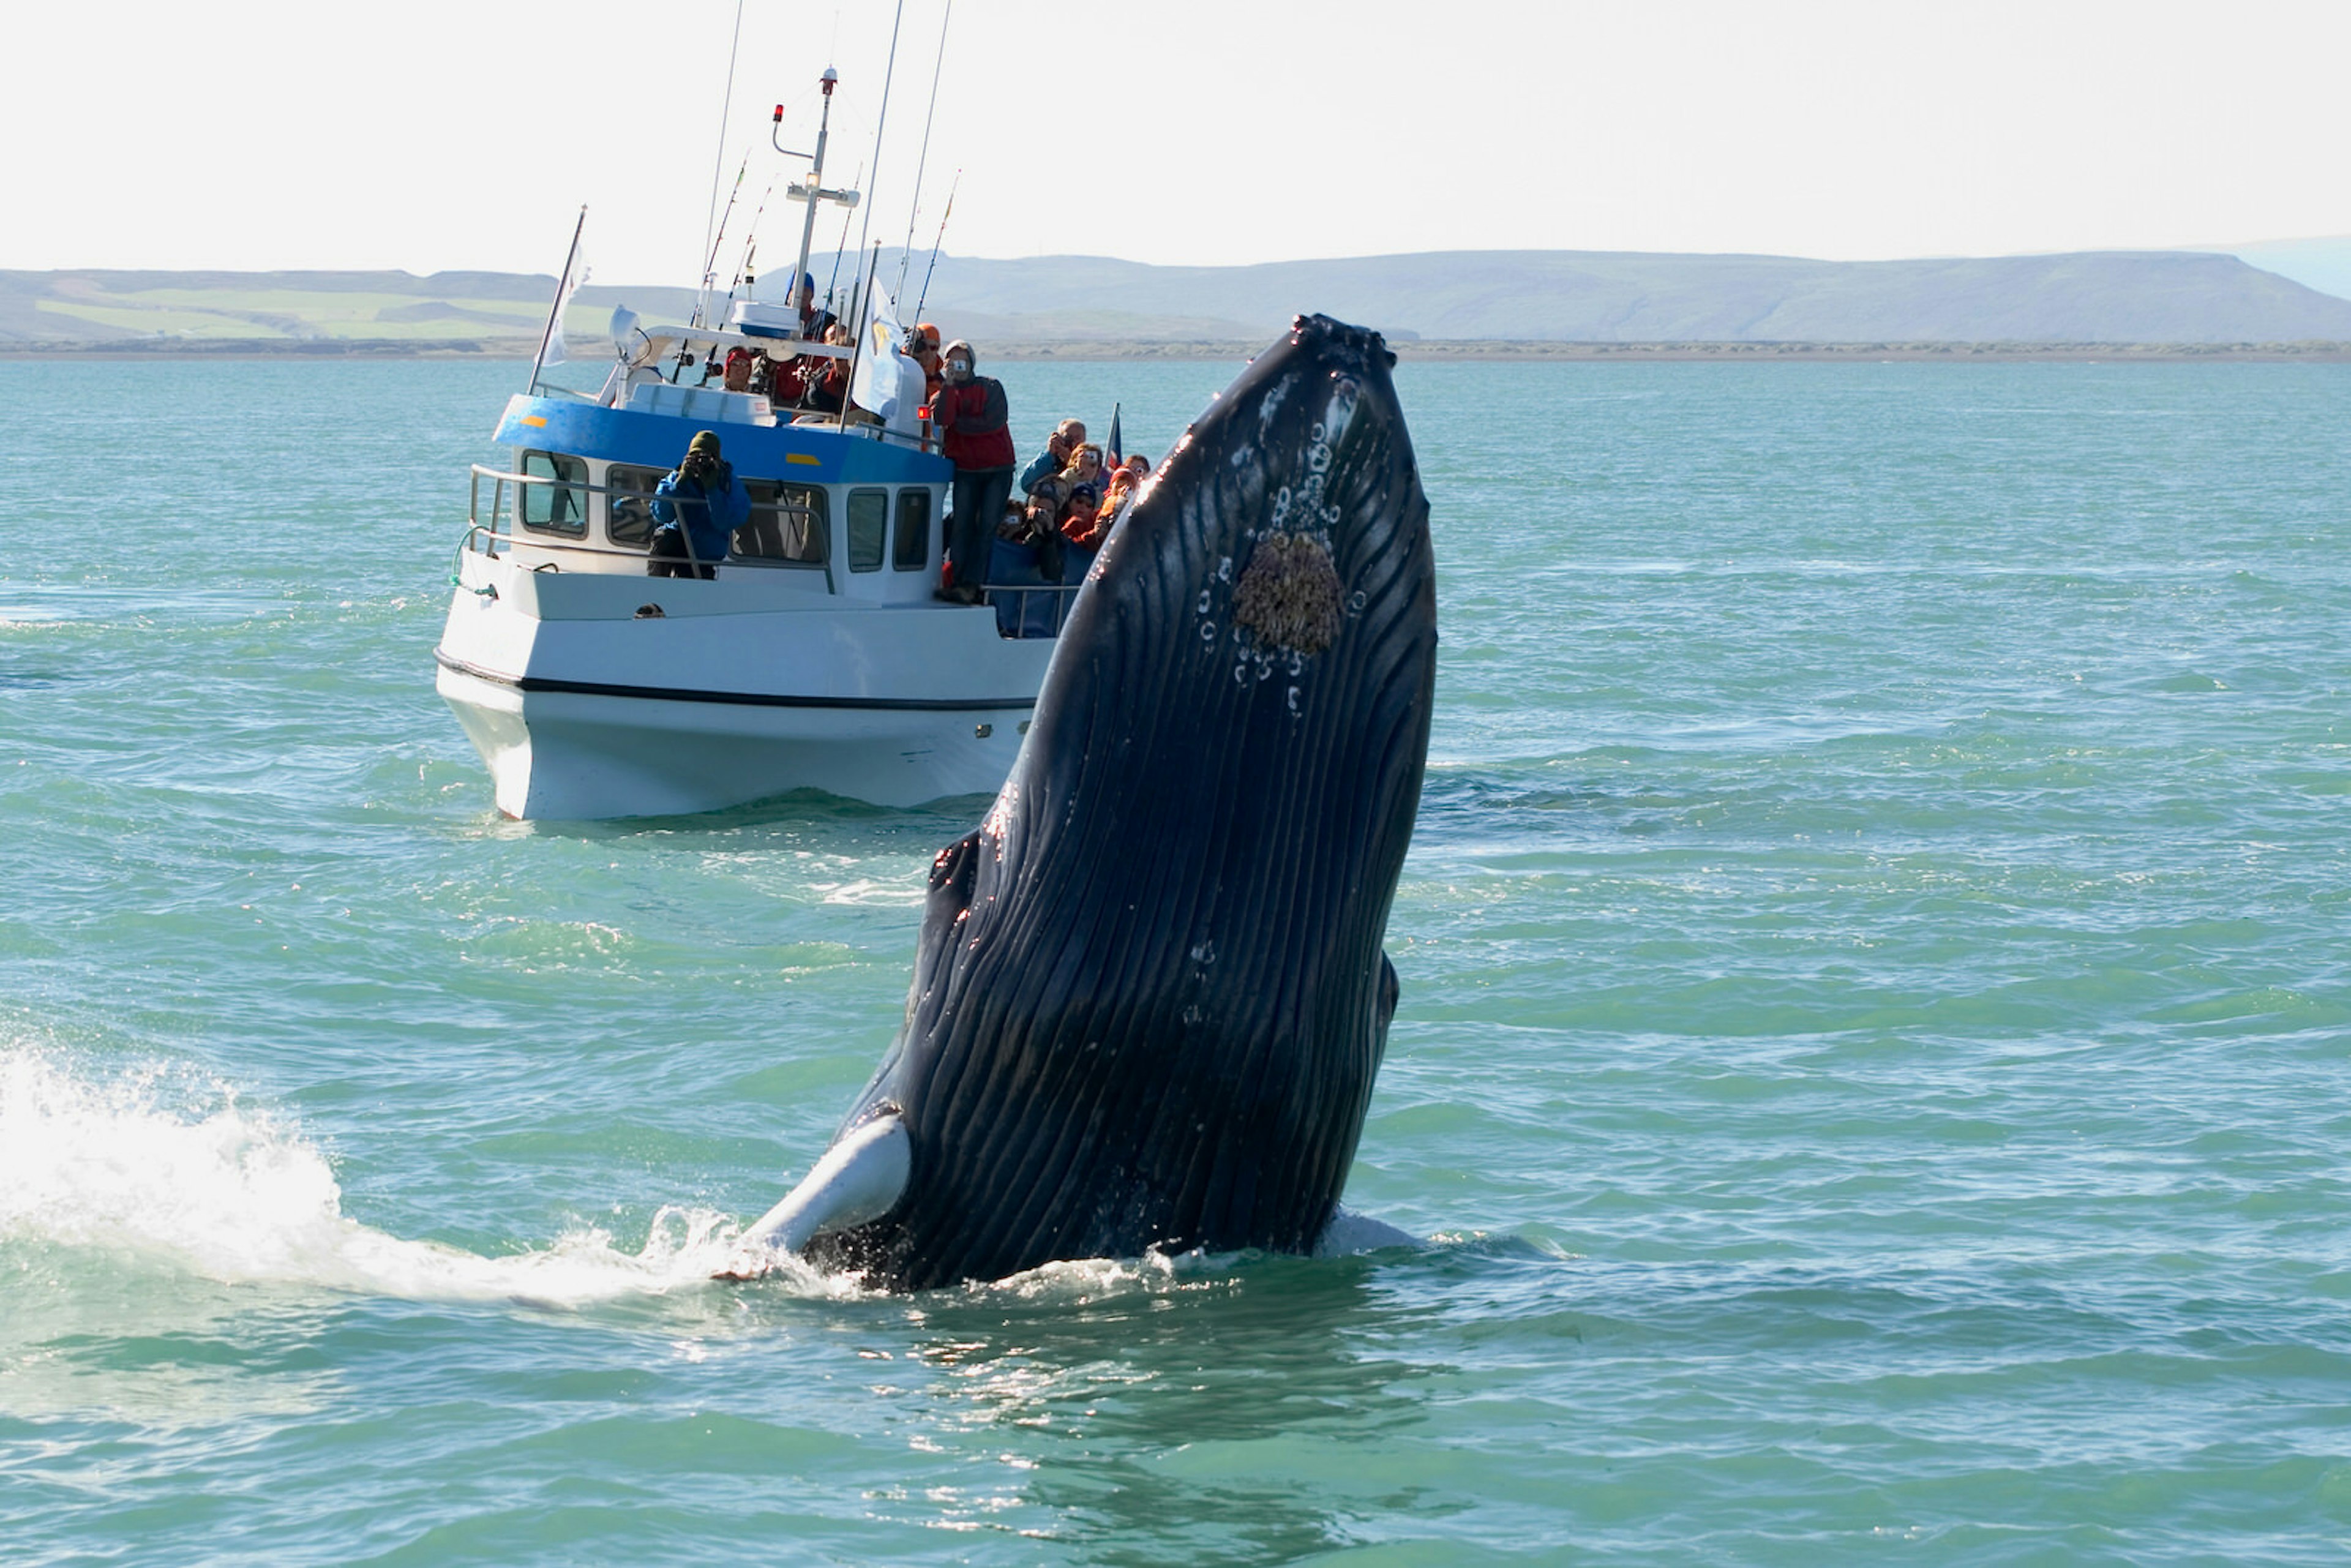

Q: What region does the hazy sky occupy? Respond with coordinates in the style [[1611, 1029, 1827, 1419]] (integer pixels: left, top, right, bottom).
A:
[[6, 0, 2344, 285]]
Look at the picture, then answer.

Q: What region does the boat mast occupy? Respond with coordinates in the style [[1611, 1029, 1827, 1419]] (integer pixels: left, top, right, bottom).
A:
[[774, 70, 860, 320]]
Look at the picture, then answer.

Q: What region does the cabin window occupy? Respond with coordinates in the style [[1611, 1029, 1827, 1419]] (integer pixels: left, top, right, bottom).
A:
[[519, 451, 587, 537], [846, 488, 889, 573], [606, 464, 664, 549], [893, 488, 931, 571], [734, 481, 828, 566]]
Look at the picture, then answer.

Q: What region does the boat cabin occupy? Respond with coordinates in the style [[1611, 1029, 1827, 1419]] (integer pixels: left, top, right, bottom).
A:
[[463, 324, 964, 612]]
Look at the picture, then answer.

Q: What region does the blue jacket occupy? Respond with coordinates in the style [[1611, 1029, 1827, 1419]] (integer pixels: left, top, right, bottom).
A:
[[1017, 445, 1065, 496], [652, 463, 752, 565]]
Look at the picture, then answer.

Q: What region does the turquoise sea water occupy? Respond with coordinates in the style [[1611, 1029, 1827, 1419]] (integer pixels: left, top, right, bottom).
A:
[[3, 354, 2349, 1563]]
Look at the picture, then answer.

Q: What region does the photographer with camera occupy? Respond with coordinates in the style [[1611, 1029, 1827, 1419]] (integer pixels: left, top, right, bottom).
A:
[[1018, 418, 1087, 496], [647, 430, 751, 580], [926, 340, 1016, 604]]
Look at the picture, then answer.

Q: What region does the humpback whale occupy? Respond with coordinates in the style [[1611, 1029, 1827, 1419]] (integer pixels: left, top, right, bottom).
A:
[[734, 315, 1436, 1291]]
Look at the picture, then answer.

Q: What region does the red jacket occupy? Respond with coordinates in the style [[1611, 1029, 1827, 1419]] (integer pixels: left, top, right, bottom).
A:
[[928, 377, 1015, 471]]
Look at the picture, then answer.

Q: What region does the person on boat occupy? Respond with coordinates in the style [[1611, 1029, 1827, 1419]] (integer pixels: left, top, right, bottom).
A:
[[793, 272, 837, 341], [1068, 467, 1136, 549], [928, 339, 1016, 604], [767, 349, 812, 410], [1018, 419, 1087, 495], [1056, 482, 1103, 561], [804, 323, 855, 415], [909, 323, 944, 409], [1015, 443, 1106, 565], [751, 349, 792, 403], [1061, 442, 1106, 495], [1016, 479, 1070, 580], [721, 344, 760, 394], [647, 430, 751, 580]]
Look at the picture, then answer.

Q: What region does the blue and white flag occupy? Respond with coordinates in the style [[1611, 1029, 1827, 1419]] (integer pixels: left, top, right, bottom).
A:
[[850, 282, 917, 425]]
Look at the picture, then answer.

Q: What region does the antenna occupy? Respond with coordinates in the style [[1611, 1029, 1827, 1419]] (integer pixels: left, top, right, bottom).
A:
[[779, 69, 863, 321]]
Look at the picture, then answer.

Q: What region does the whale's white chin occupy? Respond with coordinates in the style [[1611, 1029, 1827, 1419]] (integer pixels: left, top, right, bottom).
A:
[[724, 1114, 910, 1274]]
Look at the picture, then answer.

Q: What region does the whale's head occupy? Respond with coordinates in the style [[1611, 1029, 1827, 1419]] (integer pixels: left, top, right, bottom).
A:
[[791, 315, 1436, 1290]]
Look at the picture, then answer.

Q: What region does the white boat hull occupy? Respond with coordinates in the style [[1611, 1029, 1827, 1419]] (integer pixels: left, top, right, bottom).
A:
[[433, 554, 1057, 819], [435, 659, 1035, 816]]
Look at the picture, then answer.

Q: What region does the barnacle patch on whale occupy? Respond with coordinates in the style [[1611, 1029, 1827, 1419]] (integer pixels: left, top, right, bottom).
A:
[[1232, 531, 1344, 655]]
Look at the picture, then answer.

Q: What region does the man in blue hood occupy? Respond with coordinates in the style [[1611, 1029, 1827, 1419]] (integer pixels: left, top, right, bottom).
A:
[[648, 430, 751, 579], [795, 272, 836, 340]]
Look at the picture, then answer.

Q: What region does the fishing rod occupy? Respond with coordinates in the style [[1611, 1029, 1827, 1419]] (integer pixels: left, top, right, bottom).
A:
[[895, 0, 954, 306], [823, 160, 866, 318], [913, 170, 958, 320], [694, 0, 748, 326], [846, 0, 909, 306], [847, 236, 876, 358], [673, 0, 748, 378], [677, 146, 748, 378], [838, 242, 882, 431], [730, 180, 776, 292], [694, 150, 753, 328], [716, 178, 777, 332]]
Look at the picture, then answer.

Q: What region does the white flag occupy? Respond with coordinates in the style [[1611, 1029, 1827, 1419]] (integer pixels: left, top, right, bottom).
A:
[[850, 282, 912, 424], [542, 246, 591, 367]]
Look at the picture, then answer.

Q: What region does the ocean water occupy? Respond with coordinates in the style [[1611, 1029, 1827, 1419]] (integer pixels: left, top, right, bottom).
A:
[[2, 352, 2348, 1564]]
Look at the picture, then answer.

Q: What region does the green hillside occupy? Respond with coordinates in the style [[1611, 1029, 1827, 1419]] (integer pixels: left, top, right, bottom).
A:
[[0, 270, 702, 348], [7, 250, 2350, 351]]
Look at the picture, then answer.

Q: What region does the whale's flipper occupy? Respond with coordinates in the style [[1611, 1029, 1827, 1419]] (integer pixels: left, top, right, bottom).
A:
[[724, 1114, 912, 1272]]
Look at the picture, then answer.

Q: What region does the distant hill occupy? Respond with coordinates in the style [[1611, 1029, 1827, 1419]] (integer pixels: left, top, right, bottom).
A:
[[2198, 236, 2351, 303], [893, 249, 2351, 345], [0, 269, 700, 348], [7, 249, 2351, 349]]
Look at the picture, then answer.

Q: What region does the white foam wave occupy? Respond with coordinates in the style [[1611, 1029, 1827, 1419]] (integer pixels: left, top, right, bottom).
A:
[[2, 1050, 1428, 1313], [932, 1217, 1427, 1308], [0, 1049, 827, 1307]]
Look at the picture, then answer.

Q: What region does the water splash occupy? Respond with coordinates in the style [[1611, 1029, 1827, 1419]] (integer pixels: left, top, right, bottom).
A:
[[2, 1049, 1427, 1318], [0, 1049, 836, 1307]]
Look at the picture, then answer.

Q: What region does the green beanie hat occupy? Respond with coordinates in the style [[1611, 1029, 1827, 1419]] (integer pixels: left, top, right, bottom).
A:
[[688, 430, 722, 457]]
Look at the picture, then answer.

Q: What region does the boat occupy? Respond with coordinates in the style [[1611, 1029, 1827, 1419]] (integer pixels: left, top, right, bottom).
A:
[[432, 67, 1081, 820]]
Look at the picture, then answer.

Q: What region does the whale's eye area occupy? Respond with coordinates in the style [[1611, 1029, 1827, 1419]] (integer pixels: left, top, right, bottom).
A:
[[1232, 532, 1344, 656]]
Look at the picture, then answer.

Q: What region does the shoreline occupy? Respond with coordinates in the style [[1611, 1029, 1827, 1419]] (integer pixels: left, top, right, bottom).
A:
[[4, 337, 2349, 363], [996, 339, 2351, 363]]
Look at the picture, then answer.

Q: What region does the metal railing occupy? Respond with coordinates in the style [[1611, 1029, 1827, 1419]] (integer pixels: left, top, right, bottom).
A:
[[460, 464, 836, 592], [774, 406, 940, 454], [456, 464, 1068, 633], [978, 578, 1083, 638], [465, 465, 650, 560], [617, 345, 941, 454]]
